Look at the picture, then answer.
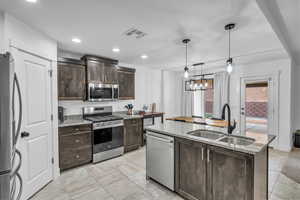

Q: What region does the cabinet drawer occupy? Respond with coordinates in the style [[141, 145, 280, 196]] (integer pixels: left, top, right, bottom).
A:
[[59, 147, 92, 170], [59, 124, 91, 136], [125, 118, 141, 125], [59, 132, 91, 150]]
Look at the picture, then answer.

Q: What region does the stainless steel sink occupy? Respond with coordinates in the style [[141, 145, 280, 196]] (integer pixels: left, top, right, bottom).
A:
[[187, 130, 225, 140], [219, 136, 255, 146]]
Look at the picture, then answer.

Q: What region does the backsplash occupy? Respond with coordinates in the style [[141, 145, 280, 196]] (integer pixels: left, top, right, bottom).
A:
[[59, 100, 135, 116]]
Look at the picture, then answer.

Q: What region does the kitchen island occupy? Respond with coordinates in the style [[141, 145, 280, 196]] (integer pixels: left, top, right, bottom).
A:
[[145, 120, 275, 200]]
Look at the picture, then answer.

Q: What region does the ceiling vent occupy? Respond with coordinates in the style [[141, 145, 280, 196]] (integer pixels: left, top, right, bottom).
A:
[[124, 28, 147, 39]]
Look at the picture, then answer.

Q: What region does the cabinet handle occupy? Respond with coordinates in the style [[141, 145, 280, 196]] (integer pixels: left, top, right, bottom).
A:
[[75, 139, 80, 143], [201, 147, 204, 161], [207, 149, 210, 163], [76, 155, 80, 159], [75, 128, 80, 131]]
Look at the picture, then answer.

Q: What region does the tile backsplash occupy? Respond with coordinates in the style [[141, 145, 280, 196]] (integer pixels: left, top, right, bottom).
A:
[[59, 100, 135, 116]]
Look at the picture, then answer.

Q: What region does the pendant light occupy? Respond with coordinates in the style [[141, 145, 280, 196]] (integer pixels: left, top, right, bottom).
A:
[[199, 62, 208, 90], [183, 39, 191, 78], [225, 23, 235, 74]]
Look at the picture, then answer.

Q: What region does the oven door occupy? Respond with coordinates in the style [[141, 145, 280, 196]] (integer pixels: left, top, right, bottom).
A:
[[88, 83, 113, 101], [93, 126, 124, 153]]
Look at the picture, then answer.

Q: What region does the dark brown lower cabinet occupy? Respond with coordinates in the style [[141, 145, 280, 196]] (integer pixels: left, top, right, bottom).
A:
[[59, 124, 92, 171], [175, 138, 267, 200], [207, 145, 253, 200], [124, 118, 143, 152], [175, 138, 207, 200]]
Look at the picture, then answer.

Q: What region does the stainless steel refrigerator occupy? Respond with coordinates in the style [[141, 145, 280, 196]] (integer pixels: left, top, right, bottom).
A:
[[0, 53, 23, 200]]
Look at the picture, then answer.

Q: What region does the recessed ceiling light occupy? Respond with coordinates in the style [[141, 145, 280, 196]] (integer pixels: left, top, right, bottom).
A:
[[26, 0, 37, 3], [141, 54, 148, 59], [112, 48, 120, 53], [72, 38, 81, 44]]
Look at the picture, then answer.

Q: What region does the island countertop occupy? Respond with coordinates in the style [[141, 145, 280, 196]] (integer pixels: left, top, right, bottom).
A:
[[145, 120, 275, 154]]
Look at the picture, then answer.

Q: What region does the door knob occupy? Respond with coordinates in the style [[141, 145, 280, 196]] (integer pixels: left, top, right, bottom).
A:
[[21, 131, 30, 138]]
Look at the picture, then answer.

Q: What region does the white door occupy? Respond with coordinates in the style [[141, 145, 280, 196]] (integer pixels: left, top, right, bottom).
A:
[[12, 48, 53, 200], [240, 76, 278, 146]]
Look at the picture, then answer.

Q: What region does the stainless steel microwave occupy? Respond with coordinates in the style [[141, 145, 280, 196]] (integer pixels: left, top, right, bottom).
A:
[[88, 83, 119, 101]]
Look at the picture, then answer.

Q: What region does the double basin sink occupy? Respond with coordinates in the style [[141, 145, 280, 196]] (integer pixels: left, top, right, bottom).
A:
[[187, 130, 255, 146]]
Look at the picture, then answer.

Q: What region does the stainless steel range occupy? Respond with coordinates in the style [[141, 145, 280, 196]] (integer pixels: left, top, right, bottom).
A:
[[83, 106, 124, 163]]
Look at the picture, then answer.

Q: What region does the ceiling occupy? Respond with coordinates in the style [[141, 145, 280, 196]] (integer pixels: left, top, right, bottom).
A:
[[256, 0, 300, 65], [0, 0, 286, 69]]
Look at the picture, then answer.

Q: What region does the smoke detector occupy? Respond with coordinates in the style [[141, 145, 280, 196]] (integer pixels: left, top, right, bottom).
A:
[[124, 28, 147, 39]]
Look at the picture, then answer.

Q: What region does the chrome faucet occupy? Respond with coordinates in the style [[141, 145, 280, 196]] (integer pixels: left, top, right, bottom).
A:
[[221, 104, 236, 134]]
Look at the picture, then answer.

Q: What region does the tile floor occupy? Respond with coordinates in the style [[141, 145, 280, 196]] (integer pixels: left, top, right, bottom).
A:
[[30, 147, 300, 200]]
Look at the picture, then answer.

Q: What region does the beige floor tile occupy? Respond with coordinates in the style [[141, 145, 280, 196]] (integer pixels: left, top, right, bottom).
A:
[[103, 179, 144, 200], [30, 190, 69, 200], [63, 176, 98, 199], [272, 174, 299, 199], [72, 187, 111, 200], [96, 169, 128, 186], [32, 147, 300, 200], [122, 191, 153, 200]]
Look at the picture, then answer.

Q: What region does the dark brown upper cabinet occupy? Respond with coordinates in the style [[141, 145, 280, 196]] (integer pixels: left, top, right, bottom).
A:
[[117, 67, 136, 100], [82, 55, 118, 84], [57, 58, 86, 100]]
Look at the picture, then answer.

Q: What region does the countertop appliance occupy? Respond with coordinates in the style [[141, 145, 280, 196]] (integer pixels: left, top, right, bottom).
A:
[[87, 83, 119, 102], [146, 131, 174, 191], [83, 106, 124, 163], [0, 53, 23, 200]]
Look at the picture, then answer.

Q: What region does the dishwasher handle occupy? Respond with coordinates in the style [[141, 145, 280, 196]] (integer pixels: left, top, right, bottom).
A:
[[146, 134, 174, 144]]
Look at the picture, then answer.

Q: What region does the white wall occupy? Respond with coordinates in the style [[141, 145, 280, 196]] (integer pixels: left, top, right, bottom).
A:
[[161, 70, 182, 118], [3, 14, 57, 60], [198, 58, 292, 151], [291, 61, 300, 132], [0, 12, 4, 53]]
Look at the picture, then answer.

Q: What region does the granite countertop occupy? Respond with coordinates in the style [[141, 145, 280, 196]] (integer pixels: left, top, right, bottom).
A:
[[58, 115, 92, 128], [113, 111, 143, 119], [145, 120, 276, 155]]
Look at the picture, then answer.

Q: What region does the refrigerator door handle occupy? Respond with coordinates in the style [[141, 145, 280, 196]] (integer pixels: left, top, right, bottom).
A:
[[11, 149, 22, 177], [14, 173, 23, 200], [12, 73, 22, 146]]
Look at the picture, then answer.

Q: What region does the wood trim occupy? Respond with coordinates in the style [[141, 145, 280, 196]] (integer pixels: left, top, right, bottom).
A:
[[119, 97, 135, 100], [58, 97, 85, 101], [58, 57, 85, 66], [82, 54, 118, 65], [117, 66, 136, 73]]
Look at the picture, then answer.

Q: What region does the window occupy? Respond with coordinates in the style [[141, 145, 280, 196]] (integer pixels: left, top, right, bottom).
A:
[[193, 79, 214, 118], [204, 87, 214, 118]]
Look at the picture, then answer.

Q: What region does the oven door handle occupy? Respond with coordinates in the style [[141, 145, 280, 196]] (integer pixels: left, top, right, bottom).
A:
[[94, 124, 124, 130]]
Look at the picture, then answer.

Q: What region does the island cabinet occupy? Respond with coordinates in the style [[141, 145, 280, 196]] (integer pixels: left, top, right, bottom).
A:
[[59, 124, 92, 171], [175, 138, 207, 200], [117, 67, 135, 100], [57, 58, 86, 100], [124, 118, 143, 152], [206, 145, 254, 200], [82, 55, 118, 84], [175, 138, 266, 200]]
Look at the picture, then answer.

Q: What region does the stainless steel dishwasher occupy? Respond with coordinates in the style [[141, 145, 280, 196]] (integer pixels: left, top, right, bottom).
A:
[[146, 131, 174, 191]]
